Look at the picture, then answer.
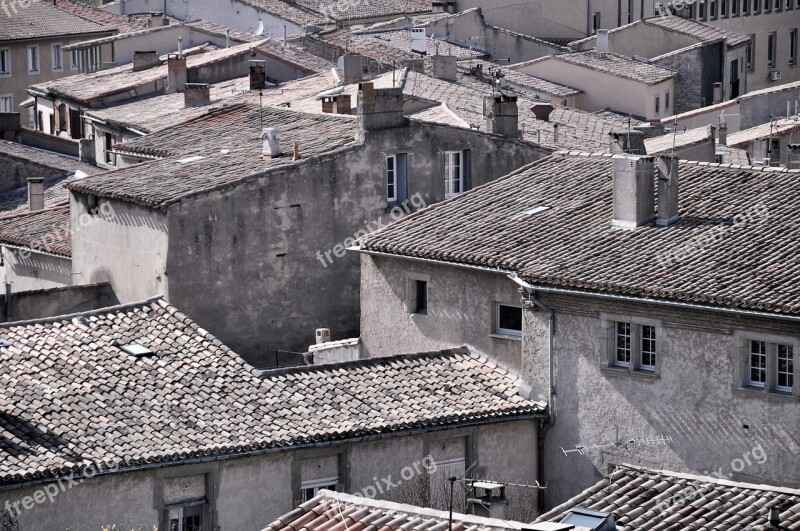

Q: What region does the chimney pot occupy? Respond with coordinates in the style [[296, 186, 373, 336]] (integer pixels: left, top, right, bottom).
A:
[[530, 102, 555, 122], [293, 142, 301, 161], [316, 328, 331, 344], [27, 177, 45, 212], [261, 127, 282, 158], [656, 156, 680, 226], [183, 83, 211, 107], [612, 155, 656, 229], [132, 51, 161, 72], [596, 29, 609, 53], [552, 123, 560, 143], [788, 144, 800, 169], [609, 130, 647, 155]]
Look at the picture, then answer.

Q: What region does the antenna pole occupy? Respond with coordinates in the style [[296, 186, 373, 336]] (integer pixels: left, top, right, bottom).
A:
[[260, 91, 264, 131], [448, 476, 456, 531]]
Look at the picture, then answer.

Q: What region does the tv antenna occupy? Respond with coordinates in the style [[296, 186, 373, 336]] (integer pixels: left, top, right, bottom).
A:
[[561, 434, 673, 456]]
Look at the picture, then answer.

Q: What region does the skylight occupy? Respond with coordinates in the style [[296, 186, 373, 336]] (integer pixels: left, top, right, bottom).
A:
[[523, 206, 551, 216], [120, 343, 154, 357], [176, 155, 205, 164]]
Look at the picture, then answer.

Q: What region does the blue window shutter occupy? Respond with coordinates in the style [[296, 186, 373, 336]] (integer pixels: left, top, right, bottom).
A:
[[397, 153, 408, 202], [462, 149, 472, 191]]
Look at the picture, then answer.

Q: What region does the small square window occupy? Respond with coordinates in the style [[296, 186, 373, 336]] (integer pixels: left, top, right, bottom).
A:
[[495, 303, 522, 337]]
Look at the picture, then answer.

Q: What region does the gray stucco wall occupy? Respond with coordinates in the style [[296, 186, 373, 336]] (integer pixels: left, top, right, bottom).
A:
[[162, 122, 546, 367], [0, 282, 117, 322], [0, 420, 539, 530], [1, 248, 72, 295], [521, 292, 800, 507], [359, 254, 524, 371]]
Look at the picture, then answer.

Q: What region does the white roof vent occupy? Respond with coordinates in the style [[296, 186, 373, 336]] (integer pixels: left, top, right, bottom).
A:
[[261, 128, 282, 158]]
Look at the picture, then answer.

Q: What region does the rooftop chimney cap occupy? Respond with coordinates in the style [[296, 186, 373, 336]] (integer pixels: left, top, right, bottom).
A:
[[596, 29, 610, 53], [530, 102, 555, 122], [262, 127, 282, 158]]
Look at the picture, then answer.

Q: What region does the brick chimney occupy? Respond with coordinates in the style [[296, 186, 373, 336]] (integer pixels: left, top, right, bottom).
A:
[[656, 156, 679, 226], [184, 83, 211, 107], [485, 94, 519, 138], [167, 53, 187, 94], [343, 53, 363, 85], [611, 155, 655, 229], [322, 94, 351, 114], [27, 177, 44, 212], [609, 130, 646, 155], [432, 55, 457, 81], [132, 51, 160, 72], [250, 60, 266, 90], [357, 83, 405, 136]]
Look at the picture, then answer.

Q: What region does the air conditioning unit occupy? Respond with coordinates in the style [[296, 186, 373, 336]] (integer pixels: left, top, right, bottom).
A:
[[769, 71, 782, 81]]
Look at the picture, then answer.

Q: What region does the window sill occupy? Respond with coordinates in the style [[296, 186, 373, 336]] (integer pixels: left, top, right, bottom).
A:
[[601, 365, 659, 380], [733, 386, 799, 401], [489, 333, 522, 342]]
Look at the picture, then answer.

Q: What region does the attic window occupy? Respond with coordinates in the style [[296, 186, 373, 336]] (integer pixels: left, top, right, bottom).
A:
[[176, 156, 205, 164], [120, 343, 154, 357], [523, 206, 550, 216]]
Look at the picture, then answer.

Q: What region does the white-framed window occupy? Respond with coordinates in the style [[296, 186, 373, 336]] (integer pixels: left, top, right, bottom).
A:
[[89, 46, 100, 70], [0, 95, 12, 113], [767, 31, 777, 67], [0, 48, 10, 75], [494, 303, 522, 338], [721, 0, 728, 16], [710, 0, 718, 17], [445, 151, 463, 197], [51, 43, 62, 71], [748, 340, 767, 387], [300, 476, 339, 502], [28, 45, 39, 73], [387, 154, 398, 201], [737, 332, 798, 396], [777, 344, 794, 392], [165, 501, 204, 531], [70, 49, 80, 70], [603, 314, 661, 375]]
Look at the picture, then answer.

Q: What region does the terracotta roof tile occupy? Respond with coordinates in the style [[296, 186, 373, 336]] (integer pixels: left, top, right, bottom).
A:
[[0, 300, 544, 486]]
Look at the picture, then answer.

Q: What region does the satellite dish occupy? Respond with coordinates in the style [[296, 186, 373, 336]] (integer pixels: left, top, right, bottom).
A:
[[255, 20, 265, 36]]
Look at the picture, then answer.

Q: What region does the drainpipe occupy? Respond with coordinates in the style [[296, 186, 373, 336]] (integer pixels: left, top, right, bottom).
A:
[[508, 273, 554, 512], [4, 281, 11, 322]]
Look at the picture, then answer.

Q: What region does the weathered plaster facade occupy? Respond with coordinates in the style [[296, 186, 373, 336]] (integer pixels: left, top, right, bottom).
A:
[[0, 421, 539, 530]]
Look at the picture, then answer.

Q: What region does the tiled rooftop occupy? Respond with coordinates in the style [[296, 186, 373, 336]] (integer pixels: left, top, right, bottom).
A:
[[185, 20, 263, 43], [535, 464, 800, 530], [0, 299, 544, 486], [0, 204, 71, 257], [359, 152, 800, 316], [29, 41, 261, 104], [0, 140, 100, 177], [727, 118, 800, 147], [645, 125, 714, 155], [522, 51, 677, 85], [54, 0, 149, 33], [0, 1, 115, 42], [296, 0, 431, 21], [718, 144, 751, 165], [238, 0, 330, 26], [458, 59, 582, 98], [264, 490, 530, 531], [0, 177, 69, 218], [68, 103, 358, 208]]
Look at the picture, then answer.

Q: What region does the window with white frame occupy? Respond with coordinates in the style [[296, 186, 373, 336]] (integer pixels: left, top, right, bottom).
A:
[[603, 315, 661, 375], [494, 303, 522, 337], [28, 45, 39, 73], [301, 477, 339, 502], [51, 43, 62, 71], [445, 151, 463, 196], [386, 153, 408, 203], [0, 49, 9, 75], [767, 31, 777, 67], [387, 154, 398, 201], [739, 335, 797, 395], [165, 501, 204, 531], [0, 95, 12, 113], [89, 46, 100, 70], [70, 49, 80, 70]]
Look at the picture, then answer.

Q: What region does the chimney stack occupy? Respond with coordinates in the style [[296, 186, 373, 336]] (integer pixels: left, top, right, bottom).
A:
[[166, 53, 187, 94], [656, 156, 679, 226], [27, 177, 44, 212], [609, 130, 647, 155], [357, 83, 406, 136], [788, 144, 800, 169], [410, 27, 428, 55], [432, 55, 457, 81], [322, 94, 352, 114], [149, 12, 165, 27], [132, 51, 160, 72], [718, 120, 728, 145], [249, 60, 266, 90], [552, 123, 560, 143], [343, 53, 363, 85], [261, 128, 282, 159], [612, 155, 655, 229], [316, 328, 331, 344], [485, 94, 520, 138], [596, 29, 609, 53], [184, 83, 211, 107], [530, 102, 555, 122]]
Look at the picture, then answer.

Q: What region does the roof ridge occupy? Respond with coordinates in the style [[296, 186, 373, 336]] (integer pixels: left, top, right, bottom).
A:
[[0, 296, 166, 329]]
